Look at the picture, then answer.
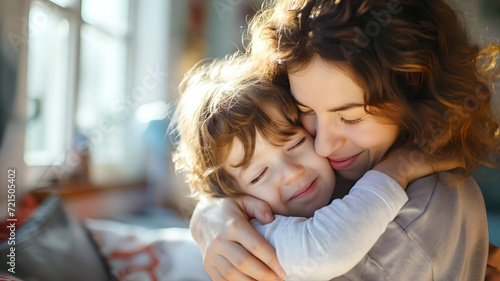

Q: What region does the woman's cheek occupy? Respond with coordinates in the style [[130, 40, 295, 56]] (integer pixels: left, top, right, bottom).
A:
[[300, 115, 317, 137], [347, 123, 398, 149]]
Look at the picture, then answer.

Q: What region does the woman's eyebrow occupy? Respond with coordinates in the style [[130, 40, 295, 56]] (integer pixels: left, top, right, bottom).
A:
[[327, 103, 364, 112]]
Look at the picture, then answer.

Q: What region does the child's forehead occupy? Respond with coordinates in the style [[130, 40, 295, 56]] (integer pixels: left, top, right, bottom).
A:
[[224, 125, 301, 169], [223, 132, 265, 174], [223, 137, 244, 167], [219, 95, 302, 170]]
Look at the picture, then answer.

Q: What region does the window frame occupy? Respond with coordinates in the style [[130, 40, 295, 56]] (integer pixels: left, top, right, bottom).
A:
[[24, 0, 137, 186]]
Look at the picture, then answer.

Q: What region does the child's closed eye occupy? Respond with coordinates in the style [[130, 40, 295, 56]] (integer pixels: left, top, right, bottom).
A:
[[288, 137, 306, 151], [296, 104, 314, 115], [250, 167, 268, 185]]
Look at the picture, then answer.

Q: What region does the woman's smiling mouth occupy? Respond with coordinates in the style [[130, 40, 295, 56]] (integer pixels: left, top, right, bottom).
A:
[[328, 152, 362, 170]]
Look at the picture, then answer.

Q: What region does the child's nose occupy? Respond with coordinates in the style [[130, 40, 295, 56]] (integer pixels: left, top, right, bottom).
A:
[[282, 161, 305, 185]]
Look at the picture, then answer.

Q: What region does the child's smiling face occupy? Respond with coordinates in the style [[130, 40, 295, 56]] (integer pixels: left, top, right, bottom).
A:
[[223, 108, 336, 218]]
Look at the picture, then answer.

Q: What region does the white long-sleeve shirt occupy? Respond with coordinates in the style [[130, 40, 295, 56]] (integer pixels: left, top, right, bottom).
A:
[[251, 170, 408, 280]]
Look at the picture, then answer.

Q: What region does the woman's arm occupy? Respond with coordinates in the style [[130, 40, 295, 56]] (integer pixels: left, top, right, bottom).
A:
[[189, 196, 286, 280], [486, 243, 500, 281], [190, 149, 457, 280]]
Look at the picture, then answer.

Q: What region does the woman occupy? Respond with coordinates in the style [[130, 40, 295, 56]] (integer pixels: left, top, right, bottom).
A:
[[189, 0, 500, 280]]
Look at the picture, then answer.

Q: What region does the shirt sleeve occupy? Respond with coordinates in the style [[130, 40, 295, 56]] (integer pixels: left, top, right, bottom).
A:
[[250, 170, 408, 280]]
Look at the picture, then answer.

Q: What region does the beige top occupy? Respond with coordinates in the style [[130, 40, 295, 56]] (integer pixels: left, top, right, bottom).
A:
[[335, 173, 489, 281]]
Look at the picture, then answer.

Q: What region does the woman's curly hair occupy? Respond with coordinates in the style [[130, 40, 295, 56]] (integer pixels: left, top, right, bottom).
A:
[[246, 0, 500, 179]]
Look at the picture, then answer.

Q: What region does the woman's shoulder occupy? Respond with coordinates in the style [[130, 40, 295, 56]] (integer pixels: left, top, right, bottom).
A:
[[345, 173, 489, 280], [395, 172, 485, 230]]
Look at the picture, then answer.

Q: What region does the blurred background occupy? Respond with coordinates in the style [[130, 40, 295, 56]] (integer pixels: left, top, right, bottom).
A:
[[0, 0, 267, 230], [0, 0, 499, 258]]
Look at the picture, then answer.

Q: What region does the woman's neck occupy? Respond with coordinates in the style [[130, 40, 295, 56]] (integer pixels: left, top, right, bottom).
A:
[[330, 173, 356, 201]]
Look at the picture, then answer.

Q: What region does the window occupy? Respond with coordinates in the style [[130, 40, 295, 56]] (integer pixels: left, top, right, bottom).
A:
[[25, 1, 72, 166], [24, 0, 138, 185], [77, 0, 129, 169]]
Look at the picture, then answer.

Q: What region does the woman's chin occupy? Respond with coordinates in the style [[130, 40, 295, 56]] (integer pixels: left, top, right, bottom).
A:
[[337, 169, 366, 182]]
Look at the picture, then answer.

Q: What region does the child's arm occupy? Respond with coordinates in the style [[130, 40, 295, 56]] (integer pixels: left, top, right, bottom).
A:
[[251, 148, 455, 280], [251, 170, 405, 280]]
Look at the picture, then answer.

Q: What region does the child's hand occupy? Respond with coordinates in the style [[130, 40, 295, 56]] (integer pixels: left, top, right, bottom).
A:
[[373, 148, 464, 189]]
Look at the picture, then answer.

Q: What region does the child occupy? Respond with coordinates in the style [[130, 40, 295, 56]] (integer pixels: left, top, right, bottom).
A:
[[172, 55, 436, 279]]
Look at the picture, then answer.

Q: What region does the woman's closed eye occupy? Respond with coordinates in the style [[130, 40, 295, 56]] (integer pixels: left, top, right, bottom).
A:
[[250, 167, 268, 185], [340, 116, 365, 125]]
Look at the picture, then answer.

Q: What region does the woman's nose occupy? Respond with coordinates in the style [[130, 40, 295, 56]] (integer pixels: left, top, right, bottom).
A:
[[281, 160, 305, 185], [314, 117, 344, 158]]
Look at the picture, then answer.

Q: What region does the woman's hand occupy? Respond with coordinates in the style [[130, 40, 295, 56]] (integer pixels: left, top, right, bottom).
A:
[[190, 195, 286, 280], [373, 147, 463, 189], [486, 243, 500, 281]]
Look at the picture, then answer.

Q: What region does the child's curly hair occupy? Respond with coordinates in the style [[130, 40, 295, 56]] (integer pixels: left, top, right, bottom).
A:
[[172, 55, 301, 198]]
